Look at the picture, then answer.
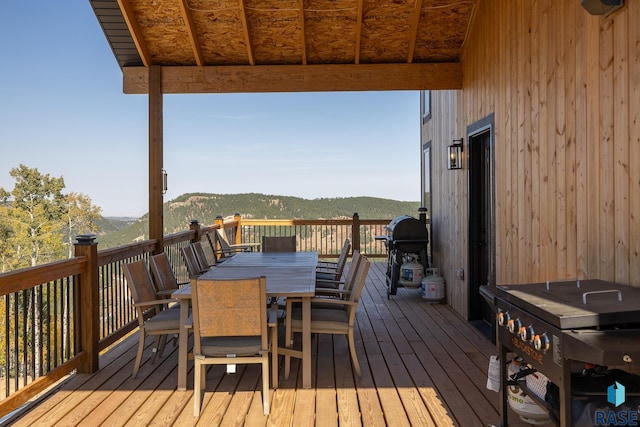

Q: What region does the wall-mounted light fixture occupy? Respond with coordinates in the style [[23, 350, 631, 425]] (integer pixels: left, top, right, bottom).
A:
[[448, 138, 464, 170], [162, 169, 168, 194], [581, 0, 623, 16]]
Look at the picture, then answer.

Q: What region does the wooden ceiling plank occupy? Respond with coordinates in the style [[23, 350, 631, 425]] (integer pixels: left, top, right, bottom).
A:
[[299, 0, 307, 65], [238, 0, 255, 65], [355, 0, 363, 64], [178, 0, 205, 66], [407, 0, 424, 64], [117, 0, 152, 66], [122, 63, 462, 94]]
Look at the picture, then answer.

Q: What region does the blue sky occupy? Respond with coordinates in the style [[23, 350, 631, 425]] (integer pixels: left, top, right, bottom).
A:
[[0, 2, 421, 217]]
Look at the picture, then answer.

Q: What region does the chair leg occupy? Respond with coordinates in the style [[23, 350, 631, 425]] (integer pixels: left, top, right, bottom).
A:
[[284, 318, 292, 379], [132, 332, 145, 378], [150, 335, 161, 363], [194, 359, 202, 417], [262, 356, 270, 415], [271, 325, 279, 389], [157, 334, 168, 359], [348, 331, 361, 377]]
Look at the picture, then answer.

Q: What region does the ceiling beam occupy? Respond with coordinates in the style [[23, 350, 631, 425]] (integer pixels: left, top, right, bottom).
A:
[[117, 0, 152, 66], [298, 0, 307, 65], [122, 63, 462, 94], [178, 0, 204, 66], [355, 0, 363, 64], [407, 0, 424, 64], [238, 0, 255, 65]]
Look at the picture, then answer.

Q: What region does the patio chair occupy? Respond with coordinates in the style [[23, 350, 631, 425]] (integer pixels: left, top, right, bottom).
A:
[[191, 241, 215, 270], [316, 238, 351, 284], [123, 260, 181, 379], [261, 235, 296, 252], [205, 229, 255, 263], [284, 255, 370, 378], [315, 250, 362, 299], [149, 252, 189, 299], [283, 251, 362, 332], [181, 245, 207, 279], [192, 276, 277, 416]]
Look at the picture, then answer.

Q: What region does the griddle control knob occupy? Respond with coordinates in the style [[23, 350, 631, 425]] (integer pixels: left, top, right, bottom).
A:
[[497, 311, 510, 327], [534, 333, 550, 351], [519, 325, 535, 342], [507, 318, 521, 334]]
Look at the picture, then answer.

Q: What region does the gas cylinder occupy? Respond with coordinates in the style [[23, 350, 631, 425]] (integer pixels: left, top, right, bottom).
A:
[[420, 268, 446, 303], [507, 359, 550, 425], [398, 254, 423, 288]]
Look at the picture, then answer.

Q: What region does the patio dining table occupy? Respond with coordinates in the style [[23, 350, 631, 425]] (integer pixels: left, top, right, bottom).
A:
[[172, 251, 317, 390]]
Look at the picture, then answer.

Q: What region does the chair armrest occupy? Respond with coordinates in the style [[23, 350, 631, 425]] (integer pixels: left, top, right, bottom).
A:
[[316, 266, 339, 273], [315, 278, 345, 286], [134, 299, 177, 308], [315, 288, 351, 296], [227, 243, 257, 252], [310, 299, 357, 308], [317, 261, 338, 267], [267, 304, 279, 326], [156, 289, 175, 297]]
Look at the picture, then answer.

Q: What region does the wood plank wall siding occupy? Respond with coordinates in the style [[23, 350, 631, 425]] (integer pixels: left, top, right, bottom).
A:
[[423, 0, 640, 318]]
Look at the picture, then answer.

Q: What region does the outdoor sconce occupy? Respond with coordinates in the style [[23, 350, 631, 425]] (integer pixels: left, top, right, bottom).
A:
[[162, 169, 168, 194], [581, 0, 623, 16], [448, 138, 464, 170]]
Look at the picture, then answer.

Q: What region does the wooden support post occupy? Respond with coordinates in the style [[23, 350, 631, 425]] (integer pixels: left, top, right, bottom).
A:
[[234, 213, 242, 245], [352, 212, 360, 254], [215, 215, 225, 252], [149, 65, 164, 254], [190, 219, 201, 242], [74, 234, 99, 373]]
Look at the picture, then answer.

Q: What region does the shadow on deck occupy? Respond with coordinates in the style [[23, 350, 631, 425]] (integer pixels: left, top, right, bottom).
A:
[[7, 262, 548, 426]]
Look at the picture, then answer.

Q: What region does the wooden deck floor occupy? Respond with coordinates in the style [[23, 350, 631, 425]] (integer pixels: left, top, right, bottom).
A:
[[8, 262, 550, 426]]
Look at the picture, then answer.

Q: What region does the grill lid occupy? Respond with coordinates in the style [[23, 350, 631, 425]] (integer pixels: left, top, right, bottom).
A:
[[496, 279, 640, 329], [386, 215, 428, 241]]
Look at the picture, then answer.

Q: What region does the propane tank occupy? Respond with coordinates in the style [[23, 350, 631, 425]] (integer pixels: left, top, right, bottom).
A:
[[420, 268, 446, 303], [507, 359, 550, 425], [398, 254, 423, 288]]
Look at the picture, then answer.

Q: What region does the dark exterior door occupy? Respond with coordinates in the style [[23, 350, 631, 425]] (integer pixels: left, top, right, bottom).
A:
[[468, 115, 496, 340]]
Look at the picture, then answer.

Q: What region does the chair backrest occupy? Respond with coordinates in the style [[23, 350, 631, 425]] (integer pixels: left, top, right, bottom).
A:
[[261, 235, 296, 252], [123, 260, 162, 322], [340, 250, 361, 293], [215, 229, 233, 252], [334, 239, 351, 276], [181, 245, 204, 278], [348, 255, 370, 305], [149, 252, 180, 293], [192, 276, 268, 352], [192, 241, 212, 271]]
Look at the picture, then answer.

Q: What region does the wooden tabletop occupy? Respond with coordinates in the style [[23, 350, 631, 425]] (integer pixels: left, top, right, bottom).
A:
[[173, 252, 317, 297]]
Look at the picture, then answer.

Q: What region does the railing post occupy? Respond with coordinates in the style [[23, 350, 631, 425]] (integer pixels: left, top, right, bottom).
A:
[[74, 234, 99, 373], [189, 219, 201, 242], [419, 206, 428, 223], [215, 215, 224, 229], [234, 213, 242, 245], [352, 212, 360, 254], [215, 215, 225, 252]]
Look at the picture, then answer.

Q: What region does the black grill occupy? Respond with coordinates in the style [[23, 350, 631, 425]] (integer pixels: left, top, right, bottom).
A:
[[481, 280, 640, 426], [378, 214, 429, 297]]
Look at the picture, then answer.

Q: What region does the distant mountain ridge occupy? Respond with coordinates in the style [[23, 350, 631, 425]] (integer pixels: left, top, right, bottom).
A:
[[98, 193, 421, 248]]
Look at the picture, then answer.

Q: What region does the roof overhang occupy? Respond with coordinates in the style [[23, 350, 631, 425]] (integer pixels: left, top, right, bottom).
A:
[[90, 0, 474, 94]]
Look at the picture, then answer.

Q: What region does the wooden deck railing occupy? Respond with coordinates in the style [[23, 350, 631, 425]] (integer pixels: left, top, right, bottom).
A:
[[0, 214, 413, 417], [216, 213, 390, 259]]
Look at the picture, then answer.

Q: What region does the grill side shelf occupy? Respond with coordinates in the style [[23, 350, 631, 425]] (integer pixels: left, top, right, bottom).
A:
[[563, 329, 640, 367]]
